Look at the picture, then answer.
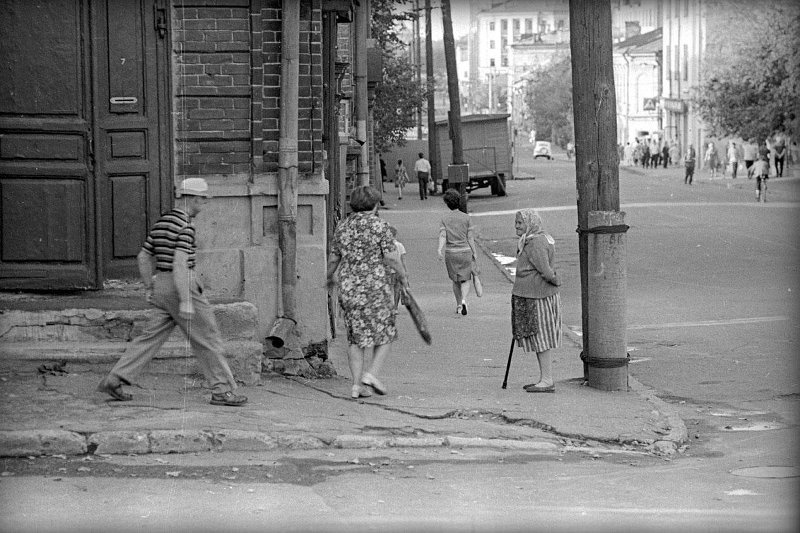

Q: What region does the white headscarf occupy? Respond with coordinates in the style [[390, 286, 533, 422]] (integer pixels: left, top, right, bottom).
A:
[[516, 208, 554, 255]]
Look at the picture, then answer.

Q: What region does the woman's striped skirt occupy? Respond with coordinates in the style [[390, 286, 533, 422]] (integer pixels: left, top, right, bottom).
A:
[[511, 293, 561, 353]]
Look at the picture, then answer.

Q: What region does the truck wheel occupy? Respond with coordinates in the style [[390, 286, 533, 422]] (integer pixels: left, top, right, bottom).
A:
[[491, 174, 507, 196]]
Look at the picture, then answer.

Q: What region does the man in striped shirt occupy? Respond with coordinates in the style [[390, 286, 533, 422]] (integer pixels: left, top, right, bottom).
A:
[[97, 178, 247, 406]]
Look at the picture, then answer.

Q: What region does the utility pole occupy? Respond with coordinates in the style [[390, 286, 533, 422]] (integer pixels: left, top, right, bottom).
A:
[[569, 0, 628, 391], [425, 0, 440, 194], [415, 0, 423, 140], [441, 0, 467, 212]]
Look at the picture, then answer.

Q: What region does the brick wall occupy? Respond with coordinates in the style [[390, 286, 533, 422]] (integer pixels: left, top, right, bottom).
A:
[[173, 2, 253, 178], [172, 0, 324, 179]]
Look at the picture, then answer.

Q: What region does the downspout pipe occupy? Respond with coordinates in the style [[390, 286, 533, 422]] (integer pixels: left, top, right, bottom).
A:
[[354, 0, 369, 186], [267, 0, 300, 349]]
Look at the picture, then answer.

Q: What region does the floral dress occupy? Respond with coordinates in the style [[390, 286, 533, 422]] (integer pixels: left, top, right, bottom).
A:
[[332, 212, 397, 348]]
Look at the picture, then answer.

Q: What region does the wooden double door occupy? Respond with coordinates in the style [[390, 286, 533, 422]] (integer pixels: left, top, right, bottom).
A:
[[0, 0, 171, 289]]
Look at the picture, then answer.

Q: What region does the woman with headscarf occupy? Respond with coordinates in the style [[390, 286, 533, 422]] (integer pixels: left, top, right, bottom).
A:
[[512, 209, 562, 393], [326, 186, 408, 399]]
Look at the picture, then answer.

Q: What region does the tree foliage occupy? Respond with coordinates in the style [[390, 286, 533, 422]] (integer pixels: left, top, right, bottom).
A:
[[371, 0, 427, 153], [523, 56, 574, 147], [692, 1, 799, 141]]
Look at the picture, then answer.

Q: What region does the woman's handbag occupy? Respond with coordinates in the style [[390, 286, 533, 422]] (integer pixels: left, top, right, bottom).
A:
[[402, 287, 432, 344], [473, 273, 483, 297]]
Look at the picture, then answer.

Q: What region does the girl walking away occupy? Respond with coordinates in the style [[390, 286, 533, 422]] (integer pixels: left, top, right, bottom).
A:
[[388, 226, 408, 309], [512, 209, 562, 393], [394, 159, 409, 200], [438, 189, 479, 316]]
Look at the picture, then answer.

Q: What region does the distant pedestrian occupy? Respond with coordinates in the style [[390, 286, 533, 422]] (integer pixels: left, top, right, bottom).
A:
[[641, 142, 651, 168], [743, 138, 758, 178], [704, 142, 720, 178], [623, 142, 634, 166], [727, 141, 740, 179], [97, 178, 247, 406], [438, 189, 479, 316], [669, 141, 680, 169], [650, 140, 661, 168], [661, 143, 670, 168], [773, 139, 786, 177], [394, 159, 409, 200], [512, 209, 562, 393], [684, 144, 696, 184], [414, 152, 431, 200], [753, 154, 770, 201], [326, 186, 408, 399]]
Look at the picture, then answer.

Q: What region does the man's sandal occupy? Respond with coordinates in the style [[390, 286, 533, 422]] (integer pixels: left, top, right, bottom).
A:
[[97, 377, 133, 401]]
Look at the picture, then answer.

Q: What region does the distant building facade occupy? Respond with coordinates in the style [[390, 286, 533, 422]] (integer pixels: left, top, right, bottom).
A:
[[613, 28, 663, 143]]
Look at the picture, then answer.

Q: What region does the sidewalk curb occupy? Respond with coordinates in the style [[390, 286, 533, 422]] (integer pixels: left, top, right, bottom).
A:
[[561, 328, 688, 455], [0, 429, 565, 457]]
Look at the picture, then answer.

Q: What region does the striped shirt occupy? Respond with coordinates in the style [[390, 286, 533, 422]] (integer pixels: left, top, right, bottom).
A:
[[142, 209, 196, 270]]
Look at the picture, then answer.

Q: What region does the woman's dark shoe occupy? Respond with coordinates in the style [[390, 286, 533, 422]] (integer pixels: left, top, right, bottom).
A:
[[97, 377, 133, 401], [523, 383, 555, 393], [210, 391, 248, 406], [461, 302, 468, 315]]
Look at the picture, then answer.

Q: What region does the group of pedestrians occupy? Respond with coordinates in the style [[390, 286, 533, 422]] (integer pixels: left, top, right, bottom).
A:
[[621, 138, 680, 169], [325, 183, 563, 398], [389, 153, 433, 202]]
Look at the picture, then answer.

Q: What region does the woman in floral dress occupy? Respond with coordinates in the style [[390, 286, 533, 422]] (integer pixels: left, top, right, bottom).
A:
[[326, 186, 408, 399]]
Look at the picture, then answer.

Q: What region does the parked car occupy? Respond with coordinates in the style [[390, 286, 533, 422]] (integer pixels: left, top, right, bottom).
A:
[[533, 141, 552, 160]]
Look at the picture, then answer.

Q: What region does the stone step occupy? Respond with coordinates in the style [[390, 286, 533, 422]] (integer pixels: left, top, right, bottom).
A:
[[0, 340, 263, 386], [0, 302, 258, 343]]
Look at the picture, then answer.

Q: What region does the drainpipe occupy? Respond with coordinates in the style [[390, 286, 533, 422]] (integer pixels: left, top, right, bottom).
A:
[[354, 0, 369, 186], [622, 49, 631, 143], [267, 0, 300, 350]]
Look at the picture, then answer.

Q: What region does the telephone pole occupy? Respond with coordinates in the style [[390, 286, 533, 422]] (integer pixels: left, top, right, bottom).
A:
[[425, 0, 440, 194], [415, 0, 423, 140], [441, 0, 467, 212], [569, 0, 628, 391]]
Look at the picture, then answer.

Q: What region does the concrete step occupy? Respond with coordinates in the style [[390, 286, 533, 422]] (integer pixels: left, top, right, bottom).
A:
[[0, 302, 258, 343], [0, 339, 263, 386], [0, 301, 264, 385]]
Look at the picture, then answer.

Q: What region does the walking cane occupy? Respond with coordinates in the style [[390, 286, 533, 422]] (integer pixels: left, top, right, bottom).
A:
[[501, 337, 515, 389]]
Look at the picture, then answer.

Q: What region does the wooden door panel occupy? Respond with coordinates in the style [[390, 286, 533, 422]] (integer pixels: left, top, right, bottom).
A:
[[0, 0, 83, 116], [0, 0, 95, 289], [110, 174, 148, 258], [96, 0, 165, 280], [1, 179, 85, 261]]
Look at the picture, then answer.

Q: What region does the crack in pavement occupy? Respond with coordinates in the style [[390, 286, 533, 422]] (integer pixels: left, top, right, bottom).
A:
[[286, 376, 646, 449]]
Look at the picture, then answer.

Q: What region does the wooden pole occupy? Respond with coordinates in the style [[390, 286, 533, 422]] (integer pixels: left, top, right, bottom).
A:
[[569, 0, 627, 390], [441, 0, 467, 212], [415, 0, 423, 140]]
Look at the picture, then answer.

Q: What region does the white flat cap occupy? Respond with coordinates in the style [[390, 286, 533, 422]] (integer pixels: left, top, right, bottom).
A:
[[176, 178, 211, 198]]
